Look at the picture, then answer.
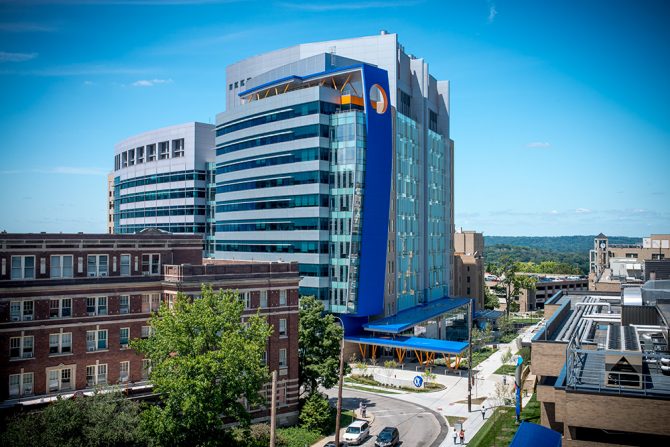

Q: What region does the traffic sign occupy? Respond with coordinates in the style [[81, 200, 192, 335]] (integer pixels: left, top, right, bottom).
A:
[[413, 375, 423, 388]]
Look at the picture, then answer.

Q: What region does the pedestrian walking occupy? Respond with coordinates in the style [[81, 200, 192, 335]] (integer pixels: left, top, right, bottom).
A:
[[503, 375, 507, 385], [459, 428, 465, 444], [481, 405, 486, 420], [452, 427, 458, 444]]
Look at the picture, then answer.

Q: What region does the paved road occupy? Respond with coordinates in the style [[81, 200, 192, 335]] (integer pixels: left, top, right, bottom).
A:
[[325, 388, 443, 447]]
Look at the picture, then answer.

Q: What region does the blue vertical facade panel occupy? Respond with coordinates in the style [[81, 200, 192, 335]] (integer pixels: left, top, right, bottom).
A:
[[353, 64, 392, 317]]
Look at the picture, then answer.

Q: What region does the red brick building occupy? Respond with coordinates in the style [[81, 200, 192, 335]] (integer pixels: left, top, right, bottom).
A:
[[0, 232, 300, 425]]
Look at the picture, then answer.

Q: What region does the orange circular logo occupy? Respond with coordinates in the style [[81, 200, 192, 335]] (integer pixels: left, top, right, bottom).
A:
[[369, 84, 388, 114]]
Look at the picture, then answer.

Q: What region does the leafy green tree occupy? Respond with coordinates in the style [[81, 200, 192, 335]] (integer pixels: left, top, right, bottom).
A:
[[299, 392, 334, 435], [298, 296, 344, 395], [484, 287, 500, 310], [132, 285, 272, 446], [1, 391, 146, 447]]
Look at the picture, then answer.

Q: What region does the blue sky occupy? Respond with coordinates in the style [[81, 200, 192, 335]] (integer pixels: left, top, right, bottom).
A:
[[0, 0, 668, 237]]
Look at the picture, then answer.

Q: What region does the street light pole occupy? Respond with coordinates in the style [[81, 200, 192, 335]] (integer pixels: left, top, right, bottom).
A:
[[334, 317, 345, 446], [467, 298, 473, 412]]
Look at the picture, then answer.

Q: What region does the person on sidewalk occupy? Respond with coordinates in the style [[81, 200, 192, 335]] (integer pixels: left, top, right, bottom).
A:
[[481, 405, 486, 420], [459, 428, 465, 444], [452, 427, 458, 444]]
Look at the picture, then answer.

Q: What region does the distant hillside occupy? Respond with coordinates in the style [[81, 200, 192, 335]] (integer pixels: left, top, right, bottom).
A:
[[484, 235, 640, 254], [484, 244, 589, 274]]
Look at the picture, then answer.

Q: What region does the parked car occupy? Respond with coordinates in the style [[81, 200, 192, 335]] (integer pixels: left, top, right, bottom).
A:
[[343, 420, 370, 445], [375, 426, 400, 447], [324, 441, 348, 447]]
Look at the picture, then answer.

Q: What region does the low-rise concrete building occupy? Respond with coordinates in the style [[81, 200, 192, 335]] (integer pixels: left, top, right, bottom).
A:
[[453, 230, 484, 310]]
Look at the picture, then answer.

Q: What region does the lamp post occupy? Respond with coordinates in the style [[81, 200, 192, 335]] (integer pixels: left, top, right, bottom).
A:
[[467, 298, 473, 412], [333, 316, 345, 447]]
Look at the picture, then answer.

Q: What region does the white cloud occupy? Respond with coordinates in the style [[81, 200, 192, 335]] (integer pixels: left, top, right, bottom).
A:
[[487, 2, 498, 23], [549, 210, 559, 215], [0, 51, 38, 62], [132, 78, 173, 87], [526, 141, 551, 148], [575, 208, 591, 214]]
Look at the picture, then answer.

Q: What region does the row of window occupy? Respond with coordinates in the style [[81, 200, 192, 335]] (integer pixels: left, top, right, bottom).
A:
[[116, 205, 207, 220], [114, 138, 185, 171], [8, 326, 153, 360], [215, 217, 329, 233], [8, 360, 152, 398], [116, 187, 206, 205], [216, 194, 329, 213], [216, 147, 329, 175], [115, 223, 207, 234], [216, 170, 329, 194], [228, 77, 250, 92], [114, 170, 206, 191], [215, 241, 329, 254], [216, 101, 339, 137], [216, 124, 330, 156], [7, 254, 161, 280]]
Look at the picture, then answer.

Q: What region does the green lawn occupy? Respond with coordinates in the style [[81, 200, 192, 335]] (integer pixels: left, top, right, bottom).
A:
[[494, 364, 517, 376], [343, 384, 399, 395], [467, 394, 541, 447], [345, 374, 445, 393], [460, 347, 497, 368]]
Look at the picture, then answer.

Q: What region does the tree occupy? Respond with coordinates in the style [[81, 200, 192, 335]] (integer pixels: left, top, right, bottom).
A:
[[1, 391, 146, 447], [298, 296, 344, 395], [299, 392, 334, 435], [490, 256, 517, 317], [484, 287, 500, 310], [132, 285, 272, 446]]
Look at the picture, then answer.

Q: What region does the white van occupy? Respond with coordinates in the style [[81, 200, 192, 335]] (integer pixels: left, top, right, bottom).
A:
[[343, 420, 370, 445]]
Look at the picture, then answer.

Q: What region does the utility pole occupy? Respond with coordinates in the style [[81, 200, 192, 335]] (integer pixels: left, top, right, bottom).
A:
[[270, 370, 277, 447], [334, 320, 345, 446], [467, 298, 473, 412]]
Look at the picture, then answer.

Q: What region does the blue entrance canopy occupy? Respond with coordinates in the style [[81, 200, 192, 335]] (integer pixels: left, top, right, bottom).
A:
[[362, 297, 470, 334], [345, 335, 468, 355], [509, 422, 562, 447]]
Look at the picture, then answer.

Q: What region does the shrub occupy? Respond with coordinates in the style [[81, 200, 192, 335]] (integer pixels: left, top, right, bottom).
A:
[[384, 360, 398, 369], [299, 392, 334, 435], [277, 427, 322, 447]]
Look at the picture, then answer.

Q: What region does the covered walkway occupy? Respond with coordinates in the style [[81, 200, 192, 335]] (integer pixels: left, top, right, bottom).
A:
[[345, 335, 469, 368]]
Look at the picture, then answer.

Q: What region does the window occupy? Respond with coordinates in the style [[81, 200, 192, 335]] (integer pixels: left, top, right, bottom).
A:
[[119, 295, 129, 314], [260, 290, 268, 308], [122, 151, 128, 168], [87, 255, 108, 277], [240, 291, 251, 309], [172, 138, 184, 158], [234, 81, 238, 88], [228, 83, 233, 91], [86, 329, 108, 351], [11, 256, 35, 279], [48, 367, 73, 392], [262, 351, 267, 365], [119, 361, 130, 382], [278, 318, 287, 337], [141, 254, 160, 275], [279, 348, 287, 368], [10, 335, 34, 359], [10, 300, 33, 321], [9, 372, 33, 398], [128, 148, 135, 166], [50, 255, 73, 278], [141, 294, 160, 313], [147, 144, 156, 161], [120, 327, 129, 348], [120, 254, 131, 276], [279, 289, 287, 306], [50, 298, 72, 318], [136, 146, 144, 164], [86, 364, 108, 386], [158, 141, 169, 159], [141, 326, 153, 338], [86, 296, 108, 315], [142, 359, 152, 379], [49, 332, 72, 355]]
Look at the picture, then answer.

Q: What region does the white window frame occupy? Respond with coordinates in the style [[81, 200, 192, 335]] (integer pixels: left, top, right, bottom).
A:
[[141, 326, 154, 339], [86, 329, 108, 352], [9, 372, 34, 398], [10, 335, 34, 359], [158, 141, 170, 159], [50, 255, 73, 278], [240, 291, 251, 309], [141, 359, 152, 379], [260, 290, 268, 308], [119, 295, 130, 314], [49, 332, 72, 355], [278, 318, 287, 337], [120, 254, 131, 276], [86, 363, 108, 387], [172, 138, 185, 158], [11, 255, 35, 279], [141, 293, 160, 313], [86, 296, 108, 316], [119, 361, 130, 382], [120, 327, 130, 348], [10, 300, 33, 321], [279, 348, 287, 368], [49, 298, 72, 318], [141, 254, 161, 276], [279, 289, 287, 306], [136, 146, 144, 164], [47, 366, 73, 392], [87, 254, 109, 277]]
